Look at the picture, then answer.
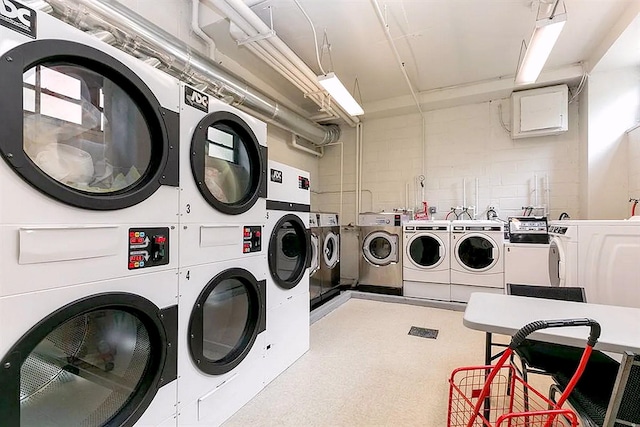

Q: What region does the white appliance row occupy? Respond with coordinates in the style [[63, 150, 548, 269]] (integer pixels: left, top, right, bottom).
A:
[[0, 9, 310, 427], [403, 220, 505, 303]]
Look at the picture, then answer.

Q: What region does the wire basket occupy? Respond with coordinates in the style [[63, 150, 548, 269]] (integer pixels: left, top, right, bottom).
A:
[[448, 317, 602, 427], [447, 364, 577, 427]]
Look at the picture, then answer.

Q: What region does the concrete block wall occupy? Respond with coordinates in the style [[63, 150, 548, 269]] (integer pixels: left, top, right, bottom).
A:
[[316, 99, 581, 281], [318, 98, 581, 223]]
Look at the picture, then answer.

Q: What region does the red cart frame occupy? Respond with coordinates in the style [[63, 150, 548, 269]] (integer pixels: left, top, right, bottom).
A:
[[447, 318, 601, 427]]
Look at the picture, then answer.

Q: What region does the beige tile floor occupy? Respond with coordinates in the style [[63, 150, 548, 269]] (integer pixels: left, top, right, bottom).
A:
[[223, 297, 526, 426]]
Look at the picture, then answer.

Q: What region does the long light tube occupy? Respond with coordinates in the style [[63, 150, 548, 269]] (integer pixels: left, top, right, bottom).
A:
[[318, 72, 364, 116], [515, 13, 566, 85]]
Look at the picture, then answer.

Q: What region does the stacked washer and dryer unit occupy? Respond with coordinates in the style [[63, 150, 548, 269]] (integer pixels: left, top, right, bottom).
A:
[[0, 8, 179, 426], [176, 81, 269, 425], [0, 4, 312, 427], [264, 161, 311, 385]]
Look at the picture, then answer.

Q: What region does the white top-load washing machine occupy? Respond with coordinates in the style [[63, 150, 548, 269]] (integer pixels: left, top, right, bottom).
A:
[[358, 212, 409, 294], [0, 9, 179, 426], [402, 220, 451, 301], [264, 160, 311, 385], [176, 69, 268, 427], [548, 219, 640, 307], [450, 220, 505, 302]]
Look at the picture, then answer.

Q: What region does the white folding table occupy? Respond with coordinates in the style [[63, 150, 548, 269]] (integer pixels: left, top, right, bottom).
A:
[[463, 292, 640, 427]]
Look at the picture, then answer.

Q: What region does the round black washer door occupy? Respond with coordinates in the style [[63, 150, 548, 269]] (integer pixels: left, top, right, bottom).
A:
[[268, 214, 310, 290], [190, 111, 265, 215], [409, 235, 442, 267], [0, 40, 177, 210], [188, 268, 266, 375], [458, 236, 495, 269], [0, 293, 172, 427]]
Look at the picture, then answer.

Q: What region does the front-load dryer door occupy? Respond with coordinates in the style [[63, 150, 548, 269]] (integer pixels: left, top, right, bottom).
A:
[[454, 233, 499, 272], [0, 40, 179, 210], [548, 237, 566, 287], [268, 214, 311, 290], [190, 111, 267, 215], [188, 268, 266, 375], [362, 231, 398, 266], [407, 233, 446, 269], [323, 231, 340, 269], [0, 294, 177, 427]]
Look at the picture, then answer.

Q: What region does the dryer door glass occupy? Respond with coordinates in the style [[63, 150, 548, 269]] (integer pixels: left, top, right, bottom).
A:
[[458, 236, 495, 269], [189, 269, 265, 375], [409, 236, 442, 267], [19, 309, 150, 426], [191, 112, 265, 215], [0, 39, 180, 210], [23, 63, 151, 193], [202, 278, 250, 362], [268, 215, 309, 289]]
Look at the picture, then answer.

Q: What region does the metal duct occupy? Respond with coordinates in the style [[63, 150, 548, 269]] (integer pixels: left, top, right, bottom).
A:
[[42, 0, 341, 146]]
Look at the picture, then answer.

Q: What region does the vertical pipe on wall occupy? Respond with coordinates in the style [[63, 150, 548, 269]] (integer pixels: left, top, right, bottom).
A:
[[463, 178, 467, 208], [475, 177, 479, 219], [355, 123, 360, 222], [358, 122, 364, 220]]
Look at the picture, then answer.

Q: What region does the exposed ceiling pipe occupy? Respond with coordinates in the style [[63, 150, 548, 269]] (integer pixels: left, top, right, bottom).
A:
[[190, 0, 215, 58], [212, 0, 358, 127], [43, 0, 340, 146]]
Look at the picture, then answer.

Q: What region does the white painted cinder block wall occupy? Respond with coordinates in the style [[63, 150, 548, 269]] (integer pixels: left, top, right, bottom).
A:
[[319, 99, 581, 222]]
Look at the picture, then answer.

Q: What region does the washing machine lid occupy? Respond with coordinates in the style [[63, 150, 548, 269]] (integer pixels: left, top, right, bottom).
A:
[[0, 39, 179, 210], [363, 231, 398, 266], [190, 111, 267, 215], [323, 231, 340, 269], [407, 233, 446, 269], [454, 233, 499, 271], [0, 293, 177, 427], [548, 236, 566, 287], [268, 214, 311, 290], [188, 268, 266, 376]]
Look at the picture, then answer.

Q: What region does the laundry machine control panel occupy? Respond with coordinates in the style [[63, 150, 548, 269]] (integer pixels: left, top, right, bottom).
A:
[[243, 225, 262, 253], [128, 227, 170, 269]]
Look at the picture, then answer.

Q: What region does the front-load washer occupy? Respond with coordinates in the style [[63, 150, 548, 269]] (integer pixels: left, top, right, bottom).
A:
[[402, 220, 451, 301], [178, 84, 267, 267], [0, 7, 181, 297], [0, 269, 178, 427], [308, 212, 322, 306], [264, 160, 311, 385], [319, 212, 341, 297], [176, 256, 266, 427], [548, 220, 640, 307], [450, 220, 505, 302], [358, 212, 407, 294]]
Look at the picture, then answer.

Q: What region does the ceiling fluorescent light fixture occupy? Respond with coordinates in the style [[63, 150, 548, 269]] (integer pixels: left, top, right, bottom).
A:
[[318, 72, 364, 116], [515, 13, 567, 85]]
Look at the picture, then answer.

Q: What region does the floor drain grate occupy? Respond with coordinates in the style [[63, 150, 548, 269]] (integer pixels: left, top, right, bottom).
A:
[[408, 326, 439, 339]]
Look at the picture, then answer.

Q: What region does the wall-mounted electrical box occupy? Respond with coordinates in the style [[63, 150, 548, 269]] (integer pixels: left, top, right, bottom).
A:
[[511, 84, 569, 139]]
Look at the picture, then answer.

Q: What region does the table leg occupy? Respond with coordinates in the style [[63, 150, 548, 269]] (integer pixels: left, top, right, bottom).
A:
[[484, 332, 492, 422], [602, 351, 635, 427]]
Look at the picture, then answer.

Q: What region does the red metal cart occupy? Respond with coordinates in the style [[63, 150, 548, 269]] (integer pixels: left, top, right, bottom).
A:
[[448, 318, 601, 427]]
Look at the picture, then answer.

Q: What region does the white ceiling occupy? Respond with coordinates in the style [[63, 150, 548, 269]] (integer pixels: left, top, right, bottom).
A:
[[201, 0, 640, 122]]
